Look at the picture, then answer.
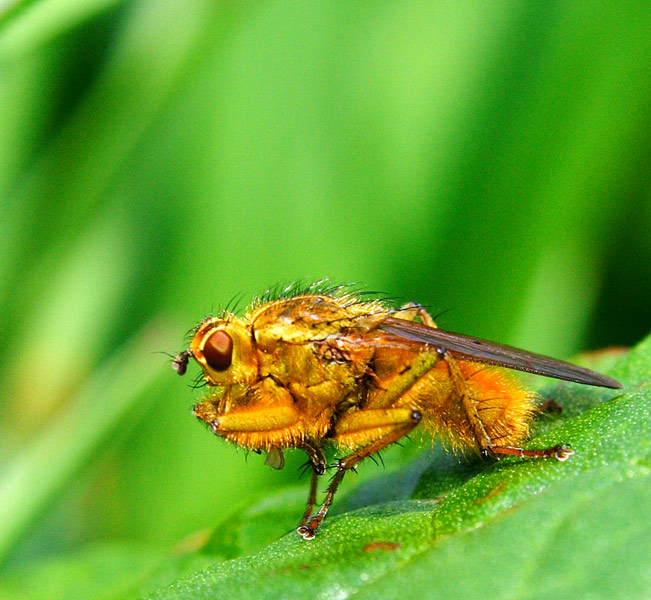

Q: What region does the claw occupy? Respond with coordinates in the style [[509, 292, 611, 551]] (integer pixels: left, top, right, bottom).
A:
[[297, 523, 317, 540], [553, 445, 574, 461]]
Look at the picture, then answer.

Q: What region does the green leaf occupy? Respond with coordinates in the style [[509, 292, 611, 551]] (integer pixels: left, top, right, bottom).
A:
[[146, 335, 650, 599], [0, 542, 214, 600]]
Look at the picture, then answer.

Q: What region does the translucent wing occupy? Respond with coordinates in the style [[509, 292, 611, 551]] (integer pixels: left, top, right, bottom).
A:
[[379, 317, 622, 389]]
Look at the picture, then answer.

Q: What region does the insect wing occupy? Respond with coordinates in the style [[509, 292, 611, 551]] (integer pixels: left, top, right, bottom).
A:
[[379, 317, 622, 389]]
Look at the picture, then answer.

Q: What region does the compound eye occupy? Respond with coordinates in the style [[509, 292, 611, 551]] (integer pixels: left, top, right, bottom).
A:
[[203, 330, 233, 371]]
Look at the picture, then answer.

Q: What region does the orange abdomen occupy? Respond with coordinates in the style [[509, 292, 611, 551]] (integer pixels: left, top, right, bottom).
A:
[[408, 360, 537, 452]]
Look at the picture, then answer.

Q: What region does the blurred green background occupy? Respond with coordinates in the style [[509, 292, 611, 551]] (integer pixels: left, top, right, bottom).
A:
[[0, 0, 649, 576]]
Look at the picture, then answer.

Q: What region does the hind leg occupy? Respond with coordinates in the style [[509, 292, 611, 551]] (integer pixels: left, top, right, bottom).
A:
[[441, 350, 573, 461]]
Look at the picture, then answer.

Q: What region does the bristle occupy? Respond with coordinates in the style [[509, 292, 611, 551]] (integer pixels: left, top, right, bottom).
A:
[[247, 279, 393, 314]]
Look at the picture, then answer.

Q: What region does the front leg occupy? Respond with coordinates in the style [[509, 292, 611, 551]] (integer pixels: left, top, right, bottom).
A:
[[296, 407, 422, 539], [193, 379, 303, 451], [298, 444, 327, 526]]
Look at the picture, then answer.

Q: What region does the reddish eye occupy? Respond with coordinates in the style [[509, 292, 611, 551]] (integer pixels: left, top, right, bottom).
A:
[[203, 330, 233, 371]]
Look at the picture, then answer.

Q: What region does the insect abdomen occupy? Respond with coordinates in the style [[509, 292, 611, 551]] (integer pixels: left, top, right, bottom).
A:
[[418, 361, 537, 452]]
